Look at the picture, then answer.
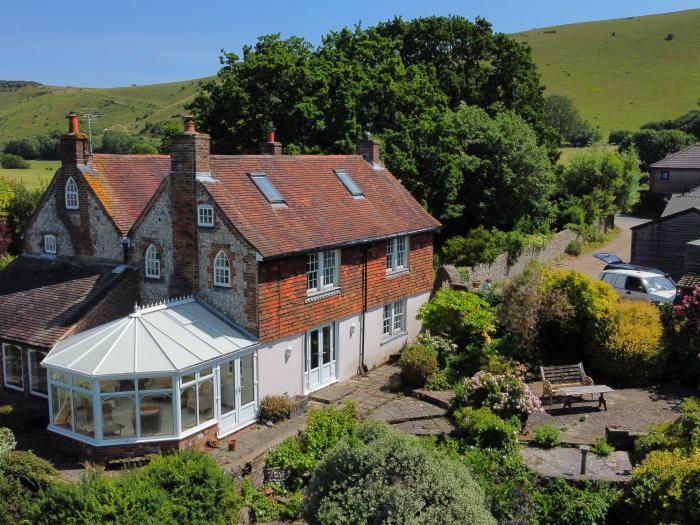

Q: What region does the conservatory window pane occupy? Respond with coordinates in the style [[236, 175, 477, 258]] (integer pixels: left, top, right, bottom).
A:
[[181, 373, 195, 384], [180, 385, 197, 431], [74, 392, 94, 438], [199, 367, 213, 377], [51, 385, 72, 431], [101, 396, 135, 439], [140, 393, 173, 437], [72, 377, 91, 390], [100, 379, 135, 393], [198, 379, 215, 423], [138, 377, 172, 390], [51, 371, 68, 383]]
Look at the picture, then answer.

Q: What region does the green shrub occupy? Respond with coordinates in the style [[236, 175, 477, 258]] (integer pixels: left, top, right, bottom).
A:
[[454, 407, 519, 449], [534, 478, 620, 525], [417, 288, 495, 349], [565, 239, 583, 256], [241, 478, 280, 522], [258, 395, 290, 423], [441, 226, 506, 267], [304, 421, 496, 524], [0, 154, 30, 170], [265, 436, 314, 491], [634, 397, 700, 462], [0, 449, 59, 524], [533, 424, 561, 448], [616, 449, 700, 525], [608, 129, 633, 145], [592, 438, 614, 456], [399, 344, 438, 388], [595, 300, 666, 385], [131, 142, 159, 154], [0, 427, 14, 456], [479, 354, 519, 376], [425, 368, 452, 391]]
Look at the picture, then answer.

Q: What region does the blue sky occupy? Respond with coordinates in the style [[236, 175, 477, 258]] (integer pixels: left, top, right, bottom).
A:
[[2, 0, 698, 87]]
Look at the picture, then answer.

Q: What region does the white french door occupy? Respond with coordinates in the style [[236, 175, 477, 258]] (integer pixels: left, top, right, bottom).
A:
[[305, 323, 336, 393], [218, 352, 257, 436]]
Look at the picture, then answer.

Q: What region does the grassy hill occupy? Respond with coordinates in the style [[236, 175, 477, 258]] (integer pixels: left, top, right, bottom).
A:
[[0, 78, 209, 145], [514, 9, 700, 137]]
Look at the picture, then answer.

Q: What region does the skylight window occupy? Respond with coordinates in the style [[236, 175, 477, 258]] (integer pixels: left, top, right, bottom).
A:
[[334, 169, 363, 197], [250, 172, 285, 205]]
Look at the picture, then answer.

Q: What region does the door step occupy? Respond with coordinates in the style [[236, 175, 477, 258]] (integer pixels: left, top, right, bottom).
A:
[[308, 384, 353, 404]]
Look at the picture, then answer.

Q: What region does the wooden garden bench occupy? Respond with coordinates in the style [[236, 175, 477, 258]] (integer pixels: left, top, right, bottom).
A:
[[540, 363, 594, 405]]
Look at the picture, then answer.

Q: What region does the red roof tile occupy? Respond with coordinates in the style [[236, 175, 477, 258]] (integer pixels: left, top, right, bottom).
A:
[[205, 155, 441, 258], [0, 257, 131, 349], [85, 154, 169, 234]]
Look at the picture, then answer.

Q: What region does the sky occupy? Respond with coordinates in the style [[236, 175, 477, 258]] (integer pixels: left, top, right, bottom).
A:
[[1, 0, 699, 87]]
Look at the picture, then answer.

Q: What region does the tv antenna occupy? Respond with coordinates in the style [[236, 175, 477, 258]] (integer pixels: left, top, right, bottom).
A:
[[80, 109, 103, 155]]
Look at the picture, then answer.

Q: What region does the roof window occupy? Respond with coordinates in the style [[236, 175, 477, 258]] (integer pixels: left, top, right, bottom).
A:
[[334, 169, 363, 197], [249, 172, 285, 205]]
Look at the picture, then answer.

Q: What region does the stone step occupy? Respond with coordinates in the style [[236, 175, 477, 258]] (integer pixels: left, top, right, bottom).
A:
[[411, 388, 455, 410], [366, 397, 448, 424], [308, 384, 354, 404]]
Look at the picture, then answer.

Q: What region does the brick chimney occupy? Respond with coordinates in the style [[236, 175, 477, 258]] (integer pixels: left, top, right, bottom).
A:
[[61, 112, 89, 165], [260, 129, 282, 155], [169, 115, 210, 296], [356, 132, 380, 164]]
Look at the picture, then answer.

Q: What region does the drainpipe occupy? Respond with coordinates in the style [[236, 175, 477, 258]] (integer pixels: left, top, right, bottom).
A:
[[358, 245, 369, 375]]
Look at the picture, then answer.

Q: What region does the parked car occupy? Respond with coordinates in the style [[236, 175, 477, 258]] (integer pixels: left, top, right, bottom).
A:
[[599, 268, 677, 304], [593, 252, 669, 277]]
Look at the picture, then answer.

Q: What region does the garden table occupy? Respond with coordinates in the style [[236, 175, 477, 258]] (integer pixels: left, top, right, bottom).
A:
[[556, 385, 614, 412]]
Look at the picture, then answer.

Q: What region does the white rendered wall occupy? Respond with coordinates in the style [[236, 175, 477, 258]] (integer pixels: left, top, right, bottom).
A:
[[257, 333, 304, 398]]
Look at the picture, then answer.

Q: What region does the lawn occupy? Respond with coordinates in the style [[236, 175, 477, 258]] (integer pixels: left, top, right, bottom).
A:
[[0, 160, 57, 190], [558, 144, 618, 166]]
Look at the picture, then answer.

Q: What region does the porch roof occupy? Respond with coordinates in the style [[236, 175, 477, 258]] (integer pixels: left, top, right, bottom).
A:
[[42, 296, 257, 377]]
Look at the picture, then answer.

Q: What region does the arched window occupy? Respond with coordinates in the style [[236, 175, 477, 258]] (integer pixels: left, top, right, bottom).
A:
[[144, 245, 160, 279], [214, 251, 230, 287], [65, 177, 79, 210]]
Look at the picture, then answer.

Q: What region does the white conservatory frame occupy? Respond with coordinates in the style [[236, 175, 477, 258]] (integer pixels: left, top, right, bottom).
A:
[[42, 297, 259, 447]]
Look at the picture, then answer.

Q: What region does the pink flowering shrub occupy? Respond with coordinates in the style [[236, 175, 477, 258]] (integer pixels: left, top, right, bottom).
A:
[[665, 285, 700, 384], [462, 371, 541, 420]]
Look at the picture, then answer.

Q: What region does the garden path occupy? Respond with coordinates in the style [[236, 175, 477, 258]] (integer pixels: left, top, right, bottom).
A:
[[521, 447, 632, 482]]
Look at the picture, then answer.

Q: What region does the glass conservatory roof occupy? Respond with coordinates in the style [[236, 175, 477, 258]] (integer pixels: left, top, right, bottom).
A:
[[42, 297, 257, 377]]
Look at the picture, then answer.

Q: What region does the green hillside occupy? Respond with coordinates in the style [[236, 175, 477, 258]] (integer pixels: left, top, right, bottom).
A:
[[514, 9, 700, 137], [0, 78, 209, 145]]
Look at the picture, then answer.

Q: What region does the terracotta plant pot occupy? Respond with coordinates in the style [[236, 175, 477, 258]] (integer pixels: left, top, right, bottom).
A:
[[228, 438, 237, 451]]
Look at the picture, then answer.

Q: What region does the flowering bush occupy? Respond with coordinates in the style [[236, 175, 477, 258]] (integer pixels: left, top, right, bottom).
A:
[[665, 286, 700, 384], [462, 371, 541, 419]]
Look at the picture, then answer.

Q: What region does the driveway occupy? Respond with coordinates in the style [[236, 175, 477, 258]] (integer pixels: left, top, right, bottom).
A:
[[551, 215, 649, 279]]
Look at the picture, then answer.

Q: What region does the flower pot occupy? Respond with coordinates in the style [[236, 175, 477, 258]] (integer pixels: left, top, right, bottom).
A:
[[228, 438, 237, 451]]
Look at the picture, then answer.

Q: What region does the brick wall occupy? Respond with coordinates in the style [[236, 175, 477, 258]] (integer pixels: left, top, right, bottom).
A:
[[258, 233, 433, 344]]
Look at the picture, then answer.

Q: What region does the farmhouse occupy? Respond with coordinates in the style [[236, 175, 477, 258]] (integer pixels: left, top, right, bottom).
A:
[[648, 143, 700, 195], [0, 113, 439, 458]]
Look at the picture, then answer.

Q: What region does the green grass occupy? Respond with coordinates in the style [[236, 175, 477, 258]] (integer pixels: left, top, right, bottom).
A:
[[514, 8, 700, 136], [0, 78, 210, 146], [0, 160, 58, 190]]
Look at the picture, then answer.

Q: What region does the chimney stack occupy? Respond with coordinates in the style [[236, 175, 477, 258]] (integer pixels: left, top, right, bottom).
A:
[[260, 128, 282, 155], [356, 132, 380, 164], [61, 111, 89, 165], [168, 115, 210, 296]]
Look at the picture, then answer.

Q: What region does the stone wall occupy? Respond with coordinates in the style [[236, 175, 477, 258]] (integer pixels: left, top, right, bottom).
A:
[[456, 229, 581, 287]]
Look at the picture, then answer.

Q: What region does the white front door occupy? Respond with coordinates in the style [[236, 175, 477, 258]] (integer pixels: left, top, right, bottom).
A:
[[218, 352, 257, 436], [305, 323, 336, 393]]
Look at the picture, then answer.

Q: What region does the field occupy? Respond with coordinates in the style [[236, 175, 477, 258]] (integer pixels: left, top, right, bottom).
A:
[[0, 160, 58, 190], [514, 8, 700, 137], [0, 78, 209, 145]]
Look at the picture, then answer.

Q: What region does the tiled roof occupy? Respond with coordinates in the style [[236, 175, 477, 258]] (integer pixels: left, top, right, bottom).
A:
[[651, 144, 700, 169], [204, 155, 441, 258], [662, 187, 700, 217], [85, 154, 169, 234], [0, 257, 131, 349]]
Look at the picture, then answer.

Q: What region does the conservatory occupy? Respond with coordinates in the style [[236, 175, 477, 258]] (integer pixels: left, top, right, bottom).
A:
[[41, 297, 259, 446]]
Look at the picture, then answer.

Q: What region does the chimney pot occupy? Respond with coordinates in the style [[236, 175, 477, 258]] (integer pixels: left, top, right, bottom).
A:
[[267, 130, 275, 143], [67, 112, 80, 134], [260, 130, 282, 155], [183, 115, 196, 133]]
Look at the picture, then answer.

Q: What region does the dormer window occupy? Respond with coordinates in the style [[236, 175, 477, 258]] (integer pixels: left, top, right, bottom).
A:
[[197, 205, 214, 227], [214, 251, 231, 287], [44, 235, 57, 254], [250, 172, 286, 206], [386, 236, 408, 274], [334, 169, 363, 197], [307, 249, 339, 295], [145, 244, 160, 279], [65, 177, 79, 209]]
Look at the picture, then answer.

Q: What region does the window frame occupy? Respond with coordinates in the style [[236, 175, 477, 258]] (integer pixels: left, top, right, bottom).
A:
[[197, 204, 214, 228], [382, 299, 407, 339], [306, 249, 340, 295], [27, 348, 48, 398], [179, 368, 216, 431], [334, 169, 363, 197], [213, 250, 231, 288], [144, 244, 161, 280], [44, 234, 57, 255], [386, 236, 409, 274], [2, 343, 24, 391], [65, 177, 79, 210], [660, 170, 670, 181], [249, 172, 286, 205]]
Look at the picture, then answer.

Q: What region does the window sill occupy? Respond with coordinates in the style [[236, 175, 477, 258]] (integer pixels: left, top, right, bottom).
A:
[[30, 390, 48, 399], [381, 331, 407, 346], [305, 287, 341, 303], [144, 276, 161, 281], [3, 382, 24, 392], [213, 284, 232, 289], [386, 269, 409, 279]]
